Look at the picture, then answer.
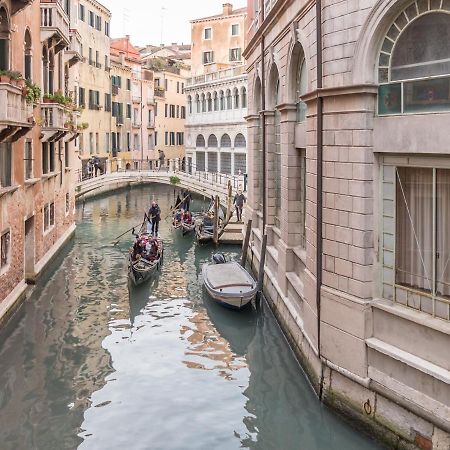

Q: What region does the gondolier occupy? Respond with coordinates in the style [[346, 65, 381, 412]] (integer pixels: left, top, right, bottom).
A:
[[148, 201, 161, 236]]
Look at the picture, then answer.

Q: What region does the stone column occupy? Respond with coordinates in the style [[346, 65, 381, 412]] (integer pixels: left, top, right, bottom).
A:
[[263, 110, 276, 228]]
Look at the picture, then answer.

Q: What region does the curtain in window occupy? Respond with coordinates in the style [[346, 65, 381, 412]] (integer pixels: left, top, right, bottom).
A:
[[437, 169, 450, 297], [395, 167, 433, 292]]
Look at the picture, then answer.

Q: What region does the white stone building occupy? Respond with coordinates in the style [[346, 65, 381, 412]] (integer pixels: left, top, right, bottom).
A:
[[185, 66, 248, 176], [244, 0, 450, 448]]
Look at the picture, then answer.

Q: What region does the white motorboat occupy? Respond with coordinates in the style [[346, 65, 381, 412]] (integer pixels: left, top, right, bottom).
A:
[[202, 256, 258, 310]]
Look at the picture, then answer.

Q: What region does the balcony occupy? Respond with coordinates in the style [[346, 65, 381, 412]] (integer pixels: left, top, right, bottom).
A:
[[0, 82, 33, 142], [186, 65, 246, 87], [41, 103, 69, 142], [40, 1, 70, 51], [116, 115, 124, 126], [132, 95, 142, 104], [12, 0, 33, 15], [64, 29, 82, 67], [147, 118, 155, 129], [132, 121, 141, 129], [147, 95, 155, 105], [154, 87, 165, 98]]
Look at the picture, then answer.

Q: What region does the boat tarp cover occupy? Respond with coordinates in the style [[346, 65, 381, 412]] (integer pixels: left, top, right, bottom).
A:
[[205, 262, 254, 289]]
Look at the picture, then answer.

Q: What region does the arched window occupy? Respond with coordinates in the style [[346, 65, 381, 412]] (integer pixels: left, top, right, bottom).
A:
[[253, 78, 261, 113], [233, 87, 239, 108], [220, 134, 231, 148], [195, 94, 200, 113], [378, 9, 450, 115], [201, 93, 206, 112], [0, 7, 10, 71], [187, 95, 192, 114], [213, 91, 218, 111], [42, 45, 49, 94], [24, 29, 32, 81], [241, 87, 247, 108], [208, 134, 218, 147], [234, 133, 246, 148], [290, 43, 307, 122], [48, 49, 55, 94], [196, 134, 205, 147], [206, 92, 212, 112], [226, 89, 232, 109], [219, 90, 225, 110]]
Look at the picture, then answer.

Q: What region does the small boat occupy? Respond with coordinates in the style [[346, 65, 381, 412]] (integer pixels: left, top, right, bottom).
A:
[[202, 254, 258, 310], [172, 209, 183, 230], [128, 222, 163, 286], [181, 217, 196, 235]]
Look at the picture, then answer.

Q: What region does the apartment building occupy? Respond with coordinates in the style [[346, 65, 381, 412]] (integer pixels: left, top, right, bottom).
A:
[[152, 64, 188, 167], [1, 0, 79, 313], [244, 0, 450, 448], [76, 0, 111, 176], [185, 4, 248, 176], [110, 36, 155, 169]]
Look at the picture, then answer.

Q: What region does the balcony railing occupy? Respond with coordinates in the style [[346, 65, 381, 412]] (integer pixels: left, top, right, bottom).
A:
[[0, 82, 33, 141], [147, 119, 155, 128], [40, 1, 70, 48], [186, 65, 246, 87], [132, 95, 142, 103], [154, 87, 165, 98], [41, 103, 68, 130], [132, 121, 141, 128]]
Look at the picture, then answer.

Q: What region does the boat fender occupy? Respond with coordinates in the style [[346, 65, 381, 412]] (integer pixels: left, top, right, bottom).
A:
[[212, 253, 227, 264]]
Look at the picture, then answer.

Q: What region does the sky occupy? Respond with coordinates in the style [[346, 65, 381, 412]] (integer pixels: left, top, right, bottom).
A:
[[100, 0, 247, 47]]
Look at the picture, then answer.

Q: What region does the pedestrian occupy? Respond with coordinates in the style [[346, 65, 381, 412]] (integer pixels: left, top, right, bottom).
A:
[[86, 158, 93, 179], [183, 190, 192, 211], [148, 201, 161, 236], [234, 189, 246, 222], [93, 156, 101, 177]]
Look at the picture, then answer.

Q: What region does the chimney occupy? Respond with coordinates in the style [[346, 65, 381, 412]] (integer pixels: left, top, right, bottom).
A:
[[223, 3, 232, 15]]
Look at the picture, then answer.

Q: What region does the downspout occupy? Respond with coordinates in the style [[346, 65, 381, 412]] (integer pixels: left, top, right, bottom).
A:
[[316, 0, 324, 384], [260, 0, 266, 229]]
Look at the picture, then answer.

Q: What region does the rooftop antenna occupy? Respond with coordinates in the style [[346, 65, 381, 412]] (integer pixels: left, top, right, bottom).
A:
[[123, 7, 130, 35], [160, 6, 167, 45]]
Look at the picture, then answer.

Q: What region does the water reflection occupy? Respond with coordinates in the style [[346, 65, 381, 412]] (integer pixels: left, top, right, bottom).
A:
[[0, 185, 382, 450]]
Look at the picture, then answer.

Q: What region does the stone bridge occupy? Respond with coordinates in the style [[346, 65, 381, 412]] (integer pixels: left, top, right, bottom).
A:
[[75, 170, 246, 207]]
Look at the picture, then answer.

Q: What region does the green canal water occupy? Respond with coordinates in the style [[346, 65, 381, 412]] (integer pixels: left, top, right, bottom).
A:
[[0, 184, 383, 450]]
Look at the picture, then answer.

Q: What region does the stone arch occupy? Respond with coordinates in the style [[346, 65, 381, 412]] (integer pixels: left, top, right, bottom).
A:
[[195, 94, 200, 113], [233, 87, 239, 108], [208, 134, 218, 147], [196, 134, 205, 147], [24, 28, 32, 80], [241, 86, 247, 108], [220, 133, 231, 148], [226, 88, 232, 109], [253, 76, 262, 114], [267, 63, 280, 109], [207, 92, 212, 111], [0, 5, 10, 71], [213, 91, 218, 110]]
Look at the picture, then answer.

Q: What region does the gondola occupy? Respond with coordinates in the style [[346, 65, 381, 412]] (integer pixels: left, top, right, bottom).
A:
[[128, 216, 163, 286], [202, 254, 258, 310], [181, 216, 196, 235], [172, 209, 183, 230]]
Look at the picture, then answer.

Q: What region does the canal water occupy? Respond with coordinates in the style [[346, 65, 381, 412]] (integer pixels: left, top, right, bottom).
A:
[[0, 185, 383, 450]]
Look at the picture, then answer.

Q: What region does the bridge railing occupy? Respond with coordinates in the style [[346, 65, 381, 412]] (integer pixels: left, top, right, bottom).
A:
[[76, 158, 248, 193]]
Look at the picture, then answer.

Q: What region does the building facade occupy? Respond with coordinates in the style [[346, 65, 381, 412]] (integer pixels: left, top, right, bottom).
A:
[[1, 0, 79, 313], [110, 37, 155, 169], [244, 0, 450, 448], [185, 4, 248, 177], [153, 66, 187, 167], [76, 0, 111, 175]]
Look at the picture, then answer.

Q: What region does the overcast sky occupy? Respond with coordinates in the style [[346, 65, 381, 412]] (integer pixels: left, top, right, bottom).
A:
[[100, 0, 247, 47]]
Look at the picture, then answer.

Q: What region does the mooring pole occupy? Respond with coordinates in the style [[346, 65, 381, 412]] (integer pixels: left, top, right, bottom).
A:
[[226, 180, 233, 223], [257, 233, 268, 306], [241, 219, 252, 267], [213, 195, 219, 245]]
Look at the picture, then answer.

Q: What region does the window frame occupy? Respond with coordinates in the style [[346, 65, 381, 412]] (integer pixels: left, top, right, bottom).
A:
[[0, 229, 11, 272], [203, 27, 212, 40]]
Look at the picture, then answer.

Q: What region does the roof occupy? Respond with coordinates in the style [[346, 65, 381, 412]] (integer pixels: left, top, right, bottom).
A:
[[190, 7, 247, 23], [111, 37, 141, 62]]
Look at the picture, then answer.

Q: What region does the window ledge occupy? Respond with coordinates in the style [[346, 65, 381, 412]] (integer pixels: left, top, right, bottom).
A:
[[42, 172, 59, 180], [0, 185, 19, 198], [25, 178, 40, 187]]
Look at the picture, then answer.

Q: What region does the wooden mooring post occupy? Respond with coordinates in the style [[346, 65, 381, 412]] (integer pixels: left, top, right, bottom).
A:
[[213, 195, 220, 245], [241, 219, 252, 267], [257, 233, 268, 306]]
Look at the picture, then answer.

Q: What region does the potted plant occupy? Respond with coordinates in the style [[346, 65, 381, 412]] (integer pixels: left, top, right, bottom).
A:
[[24, 80, 41, 105], [43, 93, 53, 103], [0, 70, 11, 83]]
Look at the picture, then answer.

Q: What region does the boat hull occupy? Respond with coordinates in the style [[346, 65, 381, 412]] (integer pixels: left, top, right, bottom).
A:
[[128, 239, 163, 286]]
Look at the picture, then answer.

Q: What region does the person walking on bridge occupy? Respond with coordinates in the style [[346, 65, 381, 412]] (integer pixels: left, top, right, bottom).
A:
[[234, 189, 246, 223]]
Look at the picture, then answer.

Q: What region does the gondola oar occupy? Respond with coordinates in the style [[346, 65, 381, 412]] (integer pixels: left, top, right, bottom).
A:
[[111, 214, 149, 246]]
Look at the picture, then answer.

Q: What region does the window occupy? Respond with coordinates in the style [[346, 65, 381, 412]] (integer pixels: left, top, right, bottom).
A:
[[64, 141, 69, 168], [177, 81, 180, 93], [187, 95, 192, 114], [127, 132, 131, 150], [79, 4, 85, 21], [208, 134, 218, 148], [155, 132, 158, 146], [196, 135, 205, 147], [126, 103, 131, 119], [181, 106, 186, 119], [88, 47, 93, 65], [234, 133, 246, 148], [127, 78, 131, 90], [170, 132, 175, 146], [79, 87, 85, 107], [231, 24, 239, 36], [234, 153, 246, 175], [0, 143, 12, 187], [378, 10, 450, 115], [0, 230, 10, 269], [89, 132, 94, 154], [25, 140, 33, 180], [165, 103, 168, 117], [220, 134, 231, 148], [203, 51, 214, 64], [105, 93, 111, 112], [105, 22, 110, 36], [105, 132, 110, 153], [226, 89, 232, 109], [95, 15, 102, 31], [165, 132, 168, 146], [220, 153, 232, 175], [219, 91, 225, 110], [0, 7, 9, 72], [204, 28, 212, 40], [24, 30, 32, 81], [95, 50, 99, 68], [105, 55, 108, 70], [229, 48, 241, 62], [233, 88, 239, 108], [164, 79, 168, 91], [41, 142, 55, 174], [89, 10, 95, 27], [43, 202, 55, 232]]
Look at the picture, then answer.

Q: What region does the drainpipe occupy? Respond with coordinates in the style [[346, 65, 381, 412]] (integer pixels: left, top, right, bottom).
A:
[[316, 0, 324, 365], [260, 0, 266, 229]]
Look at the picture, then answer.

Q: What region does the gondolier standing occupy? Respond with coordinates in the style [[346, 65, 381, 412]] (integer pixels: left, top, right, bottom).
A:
[[148, 201, 161, 236]]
